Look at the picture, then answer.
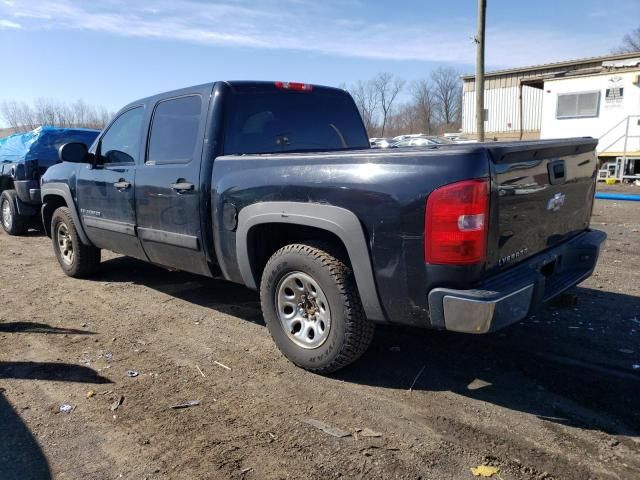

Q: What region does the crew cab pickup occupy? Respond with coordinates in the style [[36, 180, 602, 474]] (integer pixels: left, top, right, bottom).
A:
[[41, 81, 605, 372]]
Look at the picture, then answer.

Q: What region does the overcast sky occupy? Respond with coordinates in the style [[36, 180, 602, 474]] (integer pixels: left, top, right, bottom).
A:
[[0, 0, 638, 121]]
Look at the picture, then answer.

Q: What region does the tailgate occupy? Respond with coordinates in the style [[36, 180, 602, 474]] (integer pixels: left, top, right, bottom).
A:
[[487, 138, 598, 271]]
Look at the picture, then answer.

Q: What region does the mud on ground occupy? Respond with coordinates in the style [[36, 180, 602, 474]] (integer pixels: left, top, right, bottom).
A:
[[1, 198, 639, 480]]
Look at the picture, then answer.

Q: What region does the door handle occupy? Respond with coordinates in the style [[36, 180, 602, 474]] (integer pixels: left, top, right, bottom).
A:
[[113, 180, 131, 190], [170, 181, 194, 193]]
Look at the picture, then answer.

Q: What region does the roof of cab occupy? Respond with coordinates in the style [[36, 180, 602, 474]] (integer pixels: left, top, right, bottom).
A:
[[118, 81, 348, 113]]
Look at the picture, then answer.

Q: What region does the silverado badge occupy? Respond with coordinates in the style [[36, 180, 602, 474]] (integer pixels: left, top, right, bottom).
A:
[[498, 247, 529, 267]]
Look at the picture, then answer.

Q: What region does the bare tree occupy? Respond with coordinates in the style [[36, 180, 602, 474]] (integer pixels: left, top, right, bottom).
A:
[[343, 72, 463, 137], [95, 107, 113, 129], [1, 101, 25, 132], [372, 72, 405, 137], [385, 103, 419, 138], [57, 102, 75, 128], [431, 67, 462, 129], [33, 97, 58, 126], [0, 98, 112, 132], [614, 26, 640, 53], [0, 101, 37, 132], [19, 102, 37, 131], [348, 80, 379, 135], [410, 79, 436, 134]]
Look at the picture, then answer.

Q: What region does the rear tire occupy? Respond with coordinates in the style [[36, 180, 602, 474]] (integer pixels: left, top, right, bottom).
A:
[[1, 190, 29, 235], [260, 242, 375, 373], [51, 207, 101, 278]]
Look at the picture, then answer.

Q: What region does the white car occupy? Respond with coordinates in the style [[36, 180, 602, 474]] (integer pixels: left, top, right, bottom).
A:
[[392, 136, 452, 148], [392, 134, 424, 143], [369, 138, 391, 148]]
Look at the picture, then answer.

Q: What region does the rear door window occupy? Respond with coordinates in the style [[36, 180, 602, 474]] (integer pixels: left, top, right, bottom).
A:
[[223, 90, 368, 155], [147, 95, 202, 165]]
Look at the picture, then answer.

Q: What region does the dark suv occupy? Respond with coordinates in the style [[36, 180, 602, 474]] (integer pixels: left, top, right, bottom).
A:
[[0, 126, 99, 235]]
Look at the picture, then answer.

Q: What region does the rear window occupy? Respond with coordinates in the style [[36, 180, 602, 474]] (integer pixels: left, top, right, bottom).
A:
[[223, 90, 368, 155]]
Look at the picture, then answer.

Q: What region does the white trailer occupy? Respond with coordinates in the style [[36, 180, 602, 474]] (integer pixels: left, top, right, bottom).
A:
[[540, 69, 640, 181]]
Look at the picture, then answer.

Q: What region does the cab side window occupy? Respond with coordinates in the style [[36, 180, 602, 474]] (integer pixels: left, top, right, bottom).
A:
[[147, 95, 202, 165], [99, 107, 144, 165]]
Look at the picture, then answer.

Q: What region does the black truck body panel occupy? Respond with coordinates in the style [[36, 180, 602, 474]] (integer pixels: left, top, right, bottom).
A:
[[212, 147, 489, 324], [41, 81, 605, 331], [488, 139, 597, 272]]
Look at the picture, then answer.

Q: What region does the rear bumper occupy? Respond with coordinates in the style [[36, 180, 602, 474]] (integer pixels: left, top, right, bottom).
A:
[[427, 229, 606, 333]]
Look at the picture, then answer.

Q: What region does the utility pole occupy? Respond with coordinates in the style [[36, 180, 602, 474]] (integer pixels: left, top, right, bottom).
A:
[[475, 0, 487, 142]]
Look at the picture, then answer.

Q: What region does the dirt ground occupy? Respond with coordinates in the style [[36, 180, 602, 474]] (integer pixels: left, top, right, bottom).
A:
[[1, 195, 639, 480]]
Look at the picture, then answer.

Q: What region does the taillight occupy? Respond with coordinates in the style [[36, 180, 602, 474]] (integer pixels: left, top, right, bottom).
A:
[[425, 179, 489, 265], [275, 81, 313, 92]]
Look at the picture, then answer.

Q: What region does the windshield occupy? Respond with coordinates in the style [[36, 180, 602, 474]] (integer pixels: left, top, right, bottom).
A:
[[223, 90, 369, 155]]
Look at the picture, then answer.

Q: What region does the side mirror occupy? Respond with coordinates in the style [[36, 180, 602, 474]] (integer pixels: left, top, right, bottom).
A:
[[59, 142, 90, 163]]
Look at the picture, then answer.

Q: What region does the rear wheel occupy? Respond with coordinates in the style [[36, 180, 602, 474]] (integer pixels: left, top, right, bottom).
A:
[[0, 190, 29, 235], [51, 207, 101, 278], [260, 242, 374, 373]]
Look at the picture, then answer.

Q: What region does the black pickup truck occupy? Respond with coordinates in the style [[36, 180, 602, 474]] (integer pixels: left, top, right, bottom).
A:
[[40, 81, 605, 372]]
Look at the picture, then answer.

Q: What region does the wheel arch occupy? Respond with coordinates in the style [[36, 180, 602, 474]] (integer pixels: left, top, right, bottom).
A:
[[41, 183, 91, 245], [41, 195, 67, 238], [236, 202, 386, 322]]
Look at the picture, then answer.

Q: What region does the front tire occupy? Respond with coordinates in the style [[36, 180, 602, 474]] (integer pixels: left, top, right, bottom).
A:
[[51, 207, 101, 278], [260, 242, 375, 373], [1, 190, 29, 235]]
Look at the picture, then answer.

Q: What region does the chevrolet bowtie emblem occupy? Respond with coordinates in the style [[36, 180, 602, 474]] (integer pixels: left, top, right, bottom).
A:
[[547, 192, 566, 212]]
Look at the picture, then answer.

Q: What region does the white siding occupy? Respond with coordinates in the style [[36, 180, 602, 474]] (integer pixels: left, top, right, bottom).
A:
[[462, 86, 543, 134], [540, 71, 640, 154]]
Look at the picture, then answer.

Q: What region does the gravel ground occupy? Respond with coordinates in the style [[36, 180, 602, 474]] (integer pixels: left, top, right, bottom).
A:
[[1, 197, 639, 480]]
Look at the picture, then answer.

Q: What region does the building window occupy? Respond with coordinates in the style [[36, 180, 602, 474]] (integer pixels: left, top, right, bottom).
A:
[[556, 91, 600, 119]]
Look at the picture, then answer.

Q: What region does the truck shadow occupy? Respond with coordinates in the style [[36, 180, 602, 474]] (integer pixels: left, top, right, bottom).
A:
[[0, 228, 47, 238], [338, 287, 640, 437], [0, 361, 111, 383], [0, 357, 111, 480], [0, 322, 95, 335], [94, 256, 264, 324], [93, 256, 639, 436], [0, 390, 51, 480]]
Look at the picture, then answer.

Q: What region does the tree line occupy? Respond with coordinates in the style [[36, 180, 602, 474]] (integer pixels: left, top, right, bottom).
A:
[[0, 99, 113, 133], [345, 67, 462, 139], [0, 69, 465, 139]]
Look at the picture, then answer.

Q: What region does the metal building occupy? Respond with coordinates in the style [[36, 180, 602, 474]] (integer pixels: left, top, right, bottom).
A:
[[461, 52, 640, 154]]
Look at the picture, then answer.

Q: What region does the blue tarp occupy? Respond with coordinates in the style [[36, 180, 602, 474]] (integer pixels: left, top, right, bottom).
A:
[[595, 192, 640, 201], [0, 126, 100, 167]]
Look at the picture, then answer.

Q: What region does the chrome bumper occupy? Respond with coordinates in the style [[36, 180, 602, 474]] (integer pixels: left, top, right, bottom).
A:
[[441, 284, 534, 333], [428, 229, 606, 334]]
